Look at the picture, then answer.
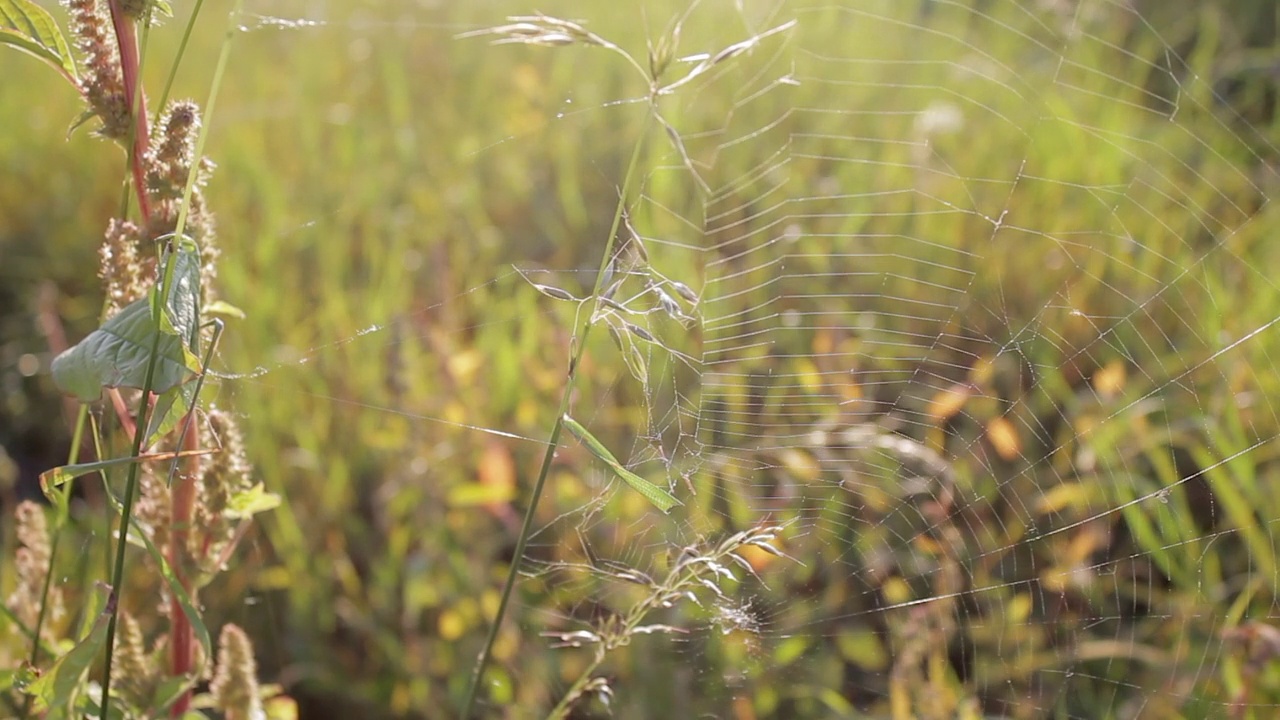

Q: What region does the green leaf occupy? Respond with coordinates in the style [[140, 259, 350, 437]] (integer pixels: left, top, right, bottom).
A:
[[0, 0, 77, 82], [27, 585, 113, 719], [562, 415, 680, 512], [39, 448, 214, 497], [51, 295, 201, 402], [227, 482, 282, 518], [205, 299, 246, 319]]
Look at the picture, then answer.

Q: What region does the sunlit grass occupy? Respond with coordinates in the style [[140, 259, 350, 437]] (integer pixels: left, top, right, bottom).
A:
[[3, 0, 1280, 717]]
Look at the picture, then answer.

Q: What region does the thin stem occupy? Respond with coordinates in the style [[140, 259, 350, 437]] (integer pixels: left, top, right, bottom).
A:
[[96, 3, 155, 717], [173, 0, 241, 243], [460, 112, 654, 718], [98, 290, 166, 720], [544, 649, 605, 720], [28, 406, 86, 665], [18, 402, 81, 717], [152, 0, 209, 124]]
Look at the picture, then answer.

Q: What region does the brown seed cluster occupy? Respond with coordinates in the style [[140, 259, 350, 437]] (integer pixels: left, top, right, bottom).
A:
[[210, 623, 263, 720], [191, 409, 254, 575], [4, 502, 64, 642], [67, 0, 130, 140]]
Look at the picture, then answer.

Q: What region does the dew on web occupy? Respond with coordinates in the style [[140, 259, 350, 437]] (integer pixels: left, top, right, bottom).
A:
[[206, 0, 1280, 716]]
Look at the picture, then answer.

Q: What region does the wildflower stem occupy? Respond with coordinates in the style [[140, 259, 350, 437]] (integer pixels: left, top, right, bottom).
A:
[[96, 2, 156, 716], [167, 419, 198, 715], [460, 113, 654, 718], [105, 0, 151, 223], [162, 0, 244, 709]]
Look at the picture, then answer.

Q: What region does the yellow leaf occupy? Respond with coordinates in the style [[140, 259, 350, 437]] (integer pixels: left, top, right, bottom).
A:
[[478, 441, 516, 502], [840, 377, 862, 404], [927, 383, 971, 423], [987, 416, 1021, 460], [264, 695, 299, 720], [1008, 593, 1033, 623], [812, 328, 834, 355], [881, 576, 912, 605], [447, 483, 514, 507], [446, 348, 483, 385], [777, 447, 820, 482], [969, 356, 996, 386], [837, 628, 889, 671], [736, 543, 778, 572], [1036, 482, 1090, 515], [1092, 359, 1127, 400], [439, 607, 466, 641]]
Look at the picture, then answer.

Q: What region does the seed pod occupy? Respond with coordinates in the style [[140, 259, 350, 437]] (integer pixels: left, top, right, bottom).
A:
[[670, 281, 698, 304], [602, 277, 626, 301], [626, 322, 657, 343], [533, 284, 578, 302], [600, 297, 629, 313]]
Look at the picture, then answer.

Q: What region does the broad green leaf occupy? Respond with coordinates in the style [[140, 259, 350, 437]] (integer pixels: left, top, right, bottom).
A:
[[51, 295, 201, 402], [27, 585, 112, 719], [39, 448, 214, 496], [562, 415, 680, 512], [227, 482, 282, 518], [0, 0, 77, 82]]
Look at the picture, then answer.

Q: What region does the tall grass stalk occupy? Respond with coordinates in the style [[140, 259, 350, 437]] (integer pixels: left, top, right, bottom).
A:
[[461, 108, 654, 720]]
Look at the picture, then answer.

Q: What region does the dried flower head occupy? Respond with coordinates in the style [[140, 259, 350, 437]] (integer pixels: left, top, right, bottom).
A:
[[98, 218, 152, 314], [66, 0, 130, 140], [135, 462, 171, 558], [144, 101, 220, 286], [113, 611, 161, 708], [191, 409, 253, 574], [146, 101, 201, 202], [5, 501, 64, 638], [210, 623, 263, 720]]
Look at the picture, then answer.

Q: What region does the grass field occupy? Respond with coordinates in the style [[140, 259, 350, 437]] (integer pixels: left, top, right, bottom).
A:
[[2, 0, 1280, 718]]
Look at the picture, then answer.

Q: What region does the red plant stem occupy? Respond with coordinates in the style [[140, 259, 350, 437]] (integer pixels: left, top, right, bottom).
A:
[[167, 417, 199, 716], [102, 2, 196, 716], [106, 0, 152, 225]]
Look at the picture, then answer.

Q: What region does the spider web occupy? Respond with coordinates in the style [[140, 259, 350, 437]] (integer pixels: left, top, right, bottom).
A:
[[211, 0, 1280, 717]]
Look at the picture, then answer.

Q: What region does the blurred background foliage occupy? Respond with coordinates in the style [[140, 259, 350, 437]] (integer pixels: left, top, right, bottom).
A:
[[2, 0, 1279, 718]]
